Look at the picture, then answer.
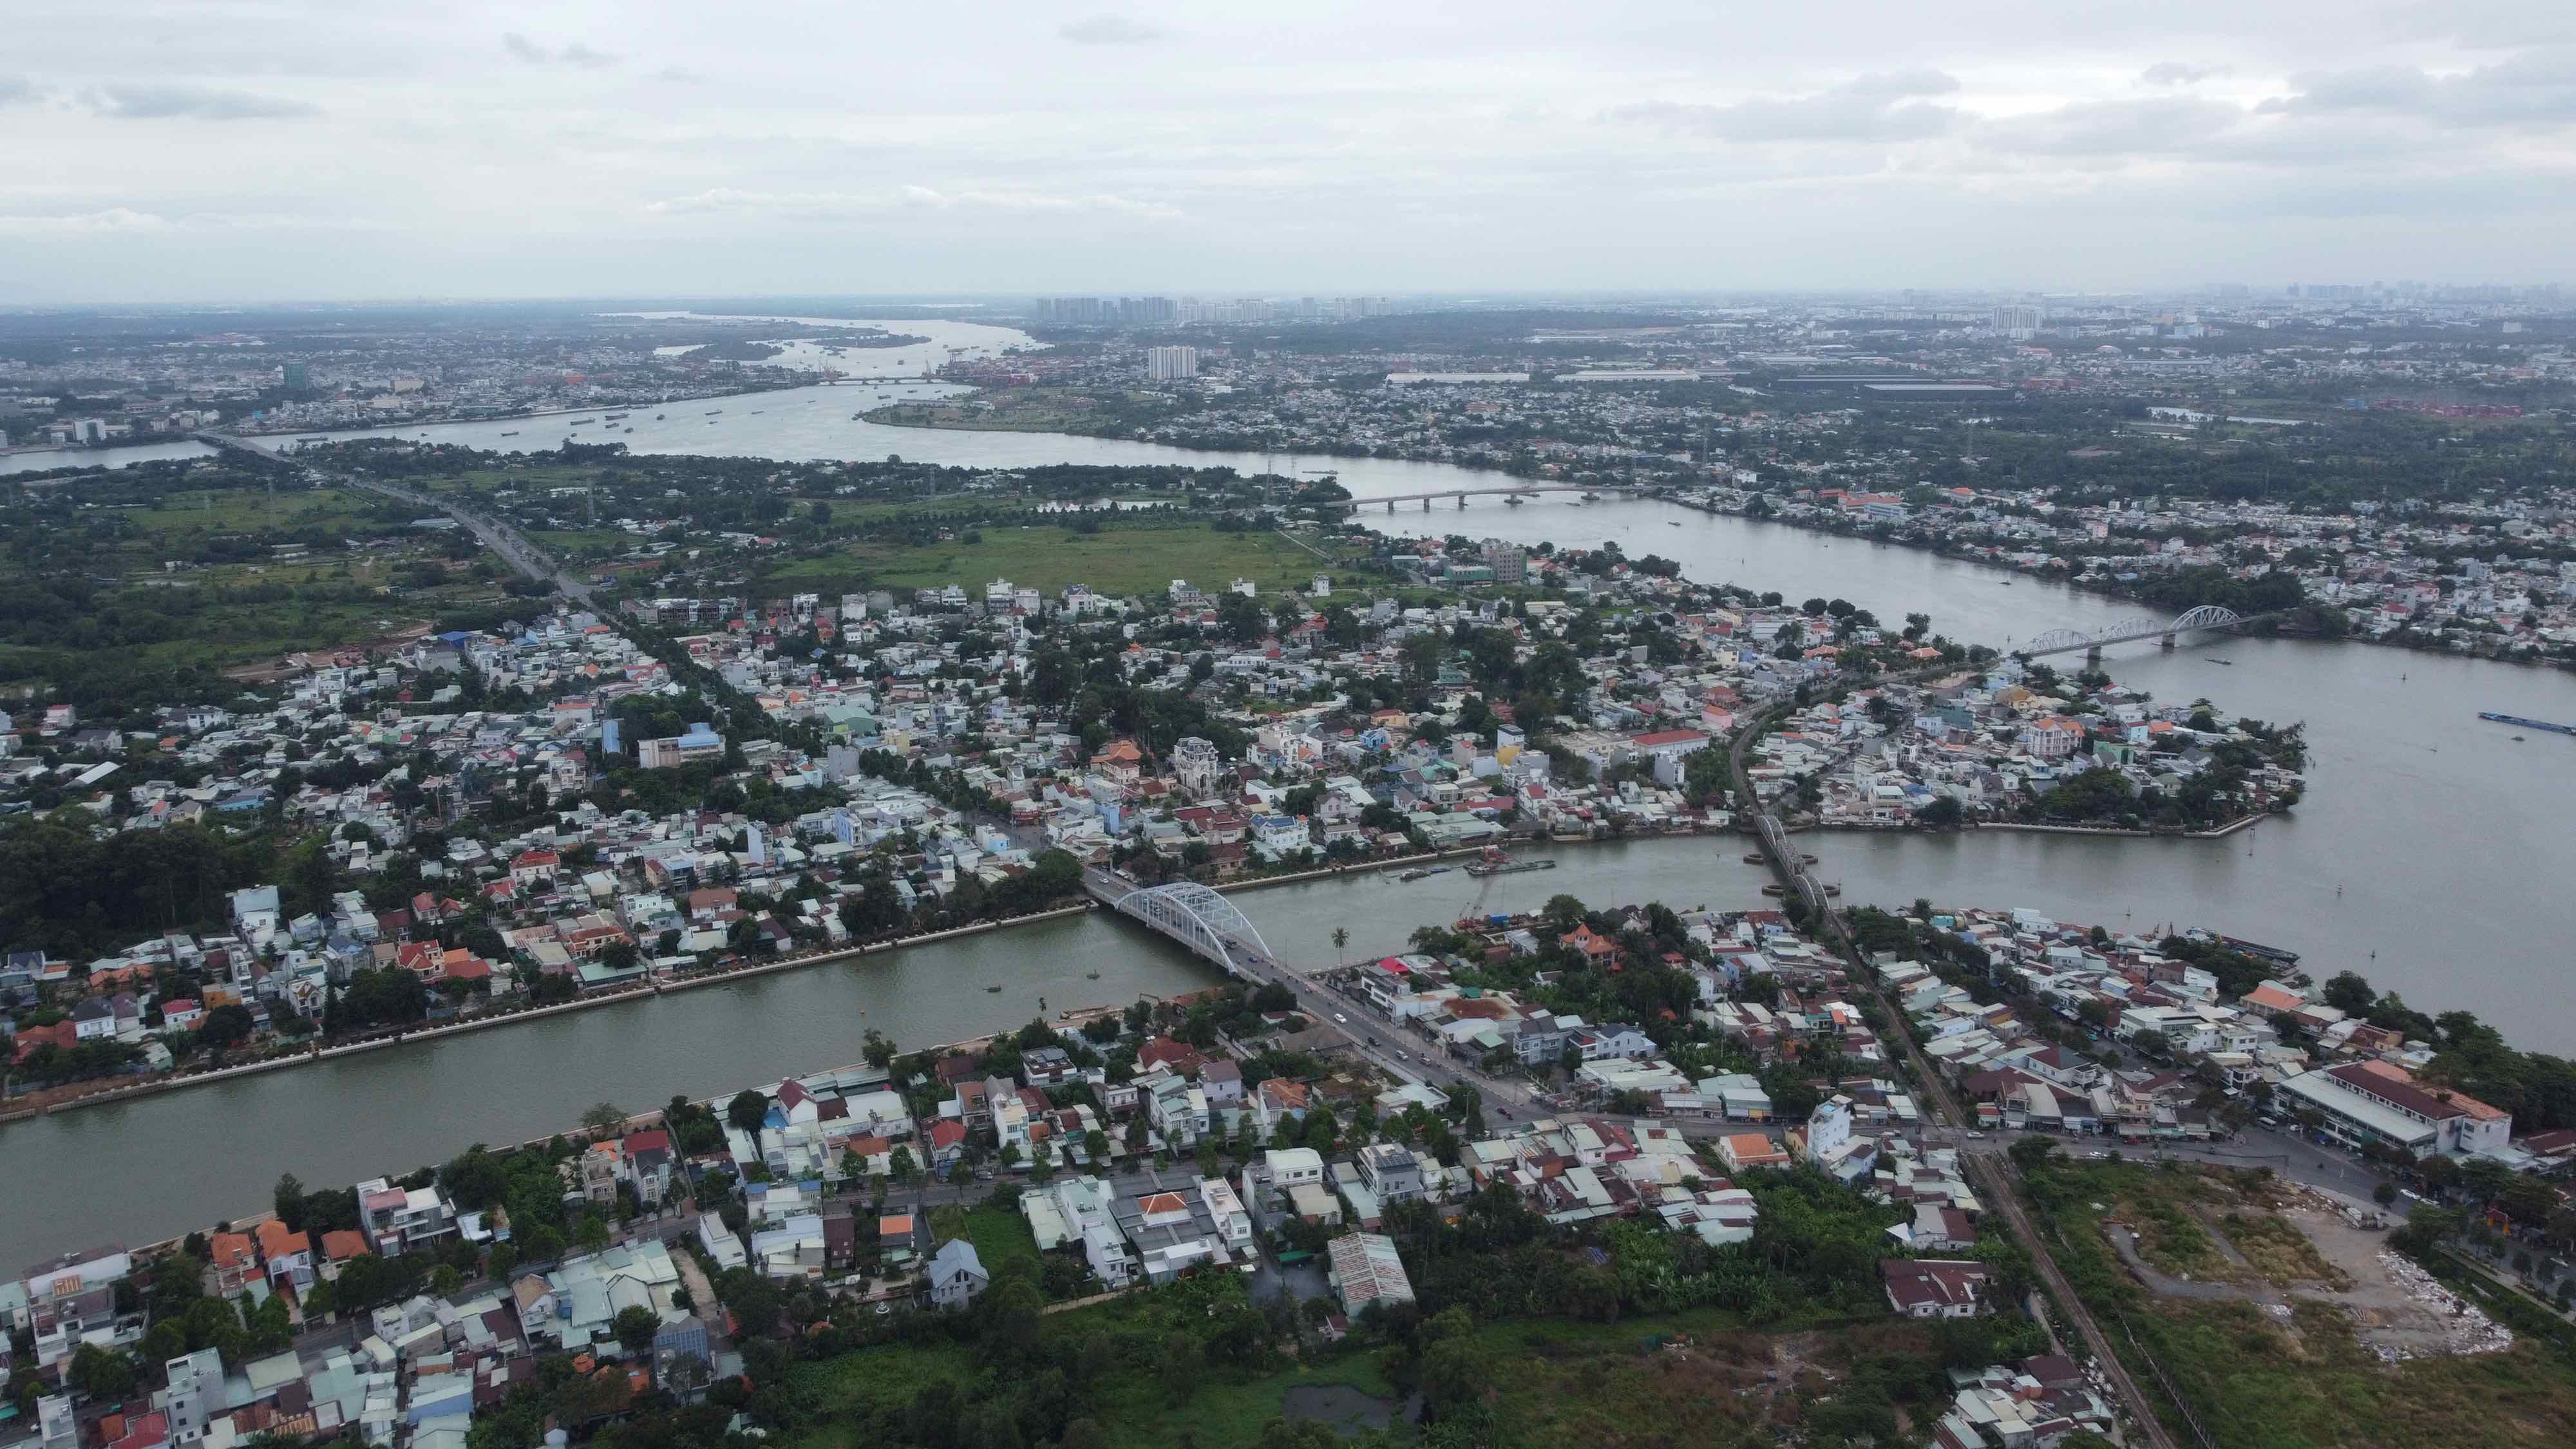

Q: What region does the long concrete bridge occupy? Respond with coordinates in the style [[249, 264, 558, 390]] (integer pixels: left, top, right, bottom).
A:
[[193, 431, 595, 605], [1321, 483, 1658, 512]]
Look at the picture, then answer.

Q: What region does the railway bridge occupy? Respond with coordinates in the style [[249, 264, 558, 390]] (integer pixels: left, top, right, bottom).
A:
[[2018, 604, 2277, 662]]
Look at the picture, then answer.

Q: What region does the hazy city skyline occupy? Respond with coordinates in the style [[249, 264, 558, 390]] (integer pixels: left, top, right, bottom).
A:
[[4, 1, 2574, 302]]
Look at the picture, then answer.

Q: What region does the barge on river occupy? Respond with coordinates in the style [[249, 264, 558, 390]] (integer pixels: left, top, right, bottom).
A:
[[2479, 712, 2575, 738]]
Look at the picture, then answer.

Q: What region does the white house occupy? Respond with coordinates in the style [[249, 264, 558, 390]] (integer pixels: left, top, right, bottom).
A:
[[926, 1239, 988, 1311]]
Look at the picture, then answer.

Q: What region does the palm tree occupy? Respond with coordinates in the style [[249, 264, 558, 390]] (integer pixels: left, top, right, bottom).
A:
[[1331, 926, 1349, 966]]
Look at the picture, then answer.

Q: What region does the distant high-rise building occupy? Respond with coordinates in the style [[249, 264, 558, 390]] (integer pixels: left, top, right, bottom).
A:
[[1990, 305, 2043, 340], [1479, 539, 1526, 585], [281, 361, 310, 391], [1038, 296, 1174, 326], [1146, 346, 1199, 381]]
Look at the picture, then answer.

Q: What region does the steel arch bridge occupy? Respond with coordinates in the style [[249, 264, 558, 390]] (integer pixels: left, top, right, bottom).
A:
[[1115, 880, 1280, 978], [2021, 605, 2246, 658]]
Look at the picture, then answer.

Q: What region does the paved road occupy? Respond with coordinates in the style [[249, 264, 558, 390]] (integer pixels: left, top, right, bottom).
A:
[[1924, 1120, 2396, 1202], [1084, 869, 1546, 1117], [198, 431, 596, 605]]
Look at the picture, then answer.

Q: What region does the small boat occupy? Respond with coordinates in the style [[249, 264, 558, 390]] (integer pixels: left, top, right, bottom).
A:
[[656, 413, 665, 420], [1667, 520, 1681, 527], [985, 985, 1001, 993], [1504, 495, 1525, 506], [500, 431, 518, 437], [2204, 658, 2232, 665], [705, 409, 722, 415], [1999, 580, 2014, 586]]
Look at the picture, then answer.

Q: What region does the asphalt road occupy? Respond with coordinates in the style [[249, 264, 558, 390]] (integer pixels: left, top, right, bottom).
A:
[[1923, 1120, 2396, 1201]]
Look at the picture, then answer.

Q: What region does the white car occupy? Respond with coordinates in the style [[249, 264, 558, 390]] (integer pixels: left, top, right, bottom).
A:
[[1333, 1012, 1349, 1023]]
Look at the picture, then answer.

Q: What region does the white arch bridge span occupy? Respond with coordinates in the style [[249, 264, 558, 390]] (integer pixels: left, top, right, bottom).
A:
[[2020, 605, 2269, 660], [1084, 871, 1283, 981]]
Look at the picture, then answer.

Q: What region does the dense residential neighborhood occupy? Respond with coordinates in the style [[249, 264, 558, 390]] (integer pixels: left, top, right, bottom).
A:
[[10, 869, 2576, 1449], [4, 290, 2574, 1449]]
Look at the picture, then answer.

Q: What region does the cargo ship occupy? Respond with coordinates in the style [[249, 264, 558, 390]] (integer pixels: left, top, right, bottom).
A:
[[2478, 712, 2575, 738], [1466, 848, 1556, 878]]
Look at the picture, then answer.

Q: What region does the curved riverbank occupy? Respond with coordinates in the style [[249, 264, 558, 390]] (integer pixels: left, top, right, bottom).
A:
[[1, 832, 1755, 1123], [0, 902, 1100, 1122]]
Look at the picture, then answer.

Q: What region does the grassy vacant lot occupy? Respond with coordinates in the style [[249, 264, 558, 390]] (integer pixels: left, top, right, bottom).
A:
[[2148, 1297, 2576, 1449], [782, 1278, 1904, 1449], [769, 520, 1349, 599], [961, 1206, 1041, 1282], [97, 486, 409, 562], [2034, 1160, 2576, 1449]]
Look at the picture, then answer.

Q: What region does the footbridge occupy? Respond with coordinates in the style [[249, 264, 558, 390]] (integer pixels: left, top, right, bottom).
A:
[[1084, 871, 1283, 981], [1323, 484, 1656, 512], [2018, 605, 2271, 661]]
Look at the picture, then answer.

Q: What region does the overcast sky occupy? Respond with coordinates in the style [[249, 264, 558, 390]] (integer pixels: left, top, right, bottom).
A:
[[3, 1, 2572, 303]]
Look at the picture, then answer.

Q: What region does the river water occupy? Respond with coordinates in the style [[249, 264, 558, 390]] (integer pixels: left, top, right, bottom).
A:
[[1, 439, 222, 477], [5, 322, 2573, 1260]]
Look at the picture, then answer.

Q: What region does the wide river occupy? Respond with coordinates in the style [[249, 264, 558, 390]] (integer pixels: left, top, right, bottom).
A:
[[5, 319, 2571, 1260]]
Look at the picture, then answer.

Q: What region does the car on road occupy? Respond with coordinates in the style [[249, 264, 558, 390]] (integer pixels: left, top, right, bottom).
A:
[[1965, 1131, 1987, 1140], [1333, 1012, 1348, 1023]]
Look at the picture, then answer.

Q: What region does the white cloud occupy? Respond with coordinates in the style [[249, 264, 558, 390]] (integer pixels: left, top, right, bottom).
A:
[[0, 208, 169, 236], [1609, 71, 1963, 142], [2139, 62, 2230, 86], [1978, 97, 2244, 156], [7, 4, 2575, 298], [502, 33, 620, 68], [84, 86, 317, 120], [1059, 14, 1165, 45], [2261, 54, 2576, 127], [645, 186, 1180, 219]]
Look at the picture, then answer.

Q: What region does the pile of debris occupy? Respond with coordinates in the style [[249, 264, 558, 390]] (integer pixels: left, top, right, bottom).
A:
[[2374, 1253, 2515, 1360]]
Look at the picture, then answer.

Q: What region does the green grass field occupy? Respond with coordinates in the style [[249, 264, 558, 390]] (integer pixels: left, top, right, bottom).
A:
[[768, 521, 1351, 599], [99, 486, 407, 558], [961, 1206, 1041, 1282], [776, 1275, 1895, 1449]]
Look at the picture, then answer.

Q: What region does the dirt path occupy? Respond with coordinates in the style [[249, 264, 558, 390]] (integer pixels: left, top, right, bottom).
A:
[[2108, 1223, 2283, 1305]]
